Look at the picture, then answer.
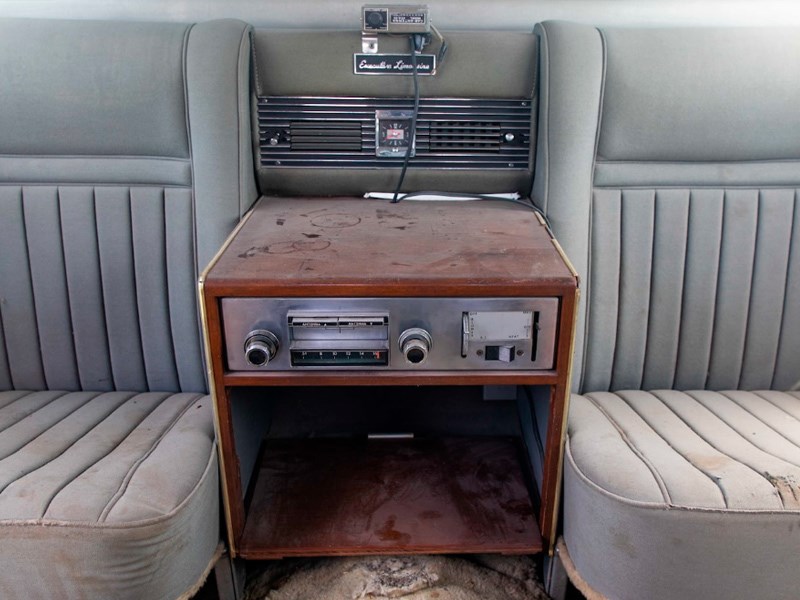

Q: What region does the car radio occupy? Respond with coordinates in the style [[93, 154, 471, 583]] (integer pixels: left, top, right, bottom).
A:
[[222, 297, 558, 371]]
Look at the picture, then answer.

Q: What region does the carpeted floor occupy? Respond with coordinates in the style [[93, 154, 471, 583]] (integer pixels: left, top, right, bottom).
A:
[[245, 554, 552, 600]]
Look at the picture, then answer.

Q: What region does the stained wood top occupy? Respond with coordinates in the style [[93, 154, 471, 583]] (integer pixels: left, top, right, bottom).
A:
[[239, 437, 542, 559], [204, 196, 576, 297]]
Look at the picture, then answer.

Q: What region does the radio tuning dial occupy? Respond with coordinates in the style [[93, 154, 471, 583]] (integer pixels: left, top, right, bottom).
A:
[[244, 330, 280, 367], [398, 328, 432, 365]]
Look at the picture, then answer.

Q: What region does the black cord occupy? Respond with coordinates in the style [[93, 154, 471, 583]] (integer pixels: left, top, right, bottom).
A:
[[391, 35, 423, 203], [393, 190, 552, 228]]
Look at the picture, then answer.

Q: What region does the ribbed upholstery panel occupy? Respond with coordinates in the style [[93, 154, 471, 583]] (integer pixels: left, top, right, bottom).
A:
[[0, 390, 212, 522], [584, 188, 800, 393], [569, 390, 800, 510], [0, 185, 204, 394]]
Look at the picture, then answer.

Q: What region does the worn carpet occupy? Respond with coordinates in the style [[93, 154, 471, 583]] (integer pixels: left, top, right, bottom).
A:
[[245, 554, 551, 600]]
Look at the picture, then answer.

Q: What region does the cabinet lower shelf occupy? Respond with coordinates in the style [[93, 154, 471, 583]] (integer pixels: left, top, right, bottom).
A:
[[238, 437, 542, 559]]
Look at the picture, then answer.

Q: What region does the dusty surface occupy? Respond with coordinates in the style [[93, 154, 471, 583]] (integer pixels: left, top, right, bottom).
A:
[[245, 554, 551, 600]]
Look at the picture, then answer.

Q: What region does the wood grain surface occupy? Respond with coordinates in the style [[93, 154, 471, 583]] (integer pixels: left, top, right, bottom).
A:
[[239, 437, 542, 559], [205, 197, 575, 297]]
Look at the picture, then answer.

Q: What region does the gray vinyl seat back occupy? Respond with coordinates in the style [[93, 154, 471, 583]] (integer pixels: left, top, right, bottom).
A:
[[0, 18, 256, 394], [533, 22, 800, 394]]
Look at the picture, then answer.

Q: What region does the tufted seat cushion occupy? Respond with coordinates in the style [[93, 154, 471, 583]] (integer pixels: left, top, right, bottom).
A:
[[0, 390, 218, 599], [564, 390, 800, 600]]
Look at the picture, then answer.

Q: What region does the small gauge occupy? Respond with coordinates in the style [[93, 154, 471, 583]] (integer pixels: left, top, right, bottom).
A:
[[375, 110, 416, 157]]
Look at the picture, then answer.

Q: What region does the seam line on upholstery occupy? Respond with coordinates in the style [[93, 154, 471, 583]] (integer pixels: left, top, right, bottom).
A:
[[716, 391, 800, 464], [671, 190, 692, 388], [0, 391, 104, 486], [565, 439, 800, 514], [737, 190, 762, 389], [608, 190, 624, 390], [581, 27, 607, 393], [56, 187, 80, 389], [0, 443, 216, 529], [703, 191, 726, 389], [0, 296, 13, 388], [91, 188, 115, 390], [619, 391, 727, 507], [640, 190, 656, 389], [594, 184, 800, 191], [538, 23, 550, 217], [596, 158, 800, 166], [677, 390, 787, 509], [583, 393, 671, 503], [649, 390, 732, 507], [237, 25, 249, 220], [20, 187, 47, 388], [751, 390, 800, 425], [128, 189, 148, 391], [0, 154, 192, 162], [99, 393, 203, 522], [162, 189, 181, 390], [0, 391, 70, 438], [770, 189, 797, 389], [40, 392, 167, 520]]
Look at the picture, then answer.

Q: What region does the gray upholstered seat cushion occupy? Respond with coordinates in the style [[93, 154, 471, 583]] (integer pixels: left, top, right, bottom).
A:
[[564, 390, 800, 600], [0, 390, 218, 599]]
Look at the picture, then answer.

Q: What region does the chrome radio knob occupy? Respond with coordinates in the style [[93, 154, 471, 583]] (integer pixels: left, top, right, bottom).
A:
[[398, 328, 432, 365], [244, 330, 280, 367]]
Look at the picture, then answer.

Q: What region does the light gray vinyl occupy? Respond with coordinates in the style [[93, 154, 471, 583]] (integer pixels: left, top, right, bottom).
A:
[[0, 157, 192, 187], [586, 188, 799, 392], [0, 19, 190, 158], [598, 28, 800, 162]]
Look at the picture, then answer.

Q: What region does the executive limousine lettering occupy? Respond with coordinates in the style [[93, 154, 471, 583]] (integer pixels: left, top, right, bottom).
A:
[[354, 53, 436, 75]]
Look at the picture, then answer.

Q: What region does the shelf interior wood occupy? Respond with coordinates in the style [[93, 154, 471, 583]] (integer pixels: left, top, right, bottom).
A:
[[239, 437, 542, 559]]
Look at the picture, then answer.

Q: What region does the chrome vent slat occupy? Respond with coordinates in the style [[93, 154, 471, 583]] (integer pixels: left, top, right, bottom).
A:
[[259, 96, 532, 170]]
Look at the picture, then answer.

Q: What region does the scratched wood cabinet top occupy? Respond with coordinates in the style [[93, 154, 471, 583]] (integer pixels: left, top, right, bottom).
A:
[[205, 196, 575, 297]]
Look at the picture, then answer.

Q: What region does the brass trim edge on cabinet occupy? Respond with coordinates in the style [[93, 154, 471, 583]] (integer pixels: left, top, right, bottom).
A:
[[198, 204, 258, 557], [547, 287, 580, 555]]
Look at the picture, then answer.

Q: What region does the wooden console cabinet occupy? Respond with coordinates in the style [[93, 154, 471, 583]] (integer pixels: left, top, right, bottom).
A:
[[200, 196, 578, 558]]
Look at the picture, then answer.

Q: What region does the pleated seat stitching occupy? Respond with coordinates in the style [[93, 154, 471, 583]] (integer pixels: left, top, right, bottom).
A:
[[0, 391, 70, 434], [715, 391, 800, 465], [40, 391, 174, 520], [582, 393, 672, 504], [751, 390, 800, 421], [98, 393, 204, 522], [0, 391, 100, 464], [615, 390, 727, 507], [676, 390, 788, 509]]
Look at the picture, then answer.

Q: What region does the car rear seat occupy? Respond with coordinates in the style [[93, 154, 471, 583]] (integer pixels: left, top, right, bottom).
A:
[[533, 21, 800, 600], [0, 18, 256, 599]]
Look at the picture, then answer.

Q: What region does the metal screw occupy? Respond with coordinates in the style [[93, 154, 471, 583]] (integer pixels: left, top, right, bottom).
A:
[[476, 349, 484, 356], [517, 349, 524, 356]]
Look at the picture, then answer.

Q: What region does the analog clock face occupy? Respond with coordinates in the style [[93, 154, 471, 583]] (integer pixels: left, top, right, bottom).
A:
[[379, 120, 411, 147], [375, 110, 416, 157]]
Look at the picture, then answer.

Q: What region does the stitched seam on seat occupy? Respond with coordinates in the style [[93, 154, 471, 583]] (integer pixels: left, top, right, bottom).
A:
[[161, 190, 181, 389], [0, 441, 216, 529], [703, 193, 726, 389], [671, 191, 692, 389], [583, 393, 671, 503], [615, 390, 729, 507], [565, 437, 800, 514], [56, 187, 80, 389], [128, 188, 148, 391], [641, 191, 657, 388], [20, 187, 46, 389], [0, 300, 13, 388], [0, 391, 107, 488], [648, 390, 733, 507], [91, 188, 115, 391], [538, 23, 550, 217], [752, 390, 800, 421], [609, 192, 624, 390], [0, 155, 192, 162], [596, 159, 800, 166], [737, 191, 762, 389], [771, 190, 798, 389], [674, 390, 786, 508], [99, 393, 203, 522], [0, 391, 70, 437], [715, 391, 800, 467], [237, 24, 249, 221], [579, 26, 607, 393], [41, 391, 173, 520]]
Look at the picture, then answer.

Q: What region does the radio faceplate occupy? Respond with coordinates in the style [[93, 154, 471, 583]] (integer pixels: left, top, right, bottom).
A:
[[221, 297, 558, 371]]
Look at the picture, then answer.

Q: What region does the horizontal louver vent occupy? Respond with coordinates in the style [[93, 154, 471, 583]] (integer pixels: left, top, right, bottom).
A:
[[258, 96, 532, 169]]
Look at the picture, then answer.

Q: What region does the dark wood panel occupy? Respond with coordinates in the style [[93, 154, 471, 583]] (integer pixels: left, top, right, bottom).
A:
[[205, 197, 575, 297], [239, 437, 542, 559]]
